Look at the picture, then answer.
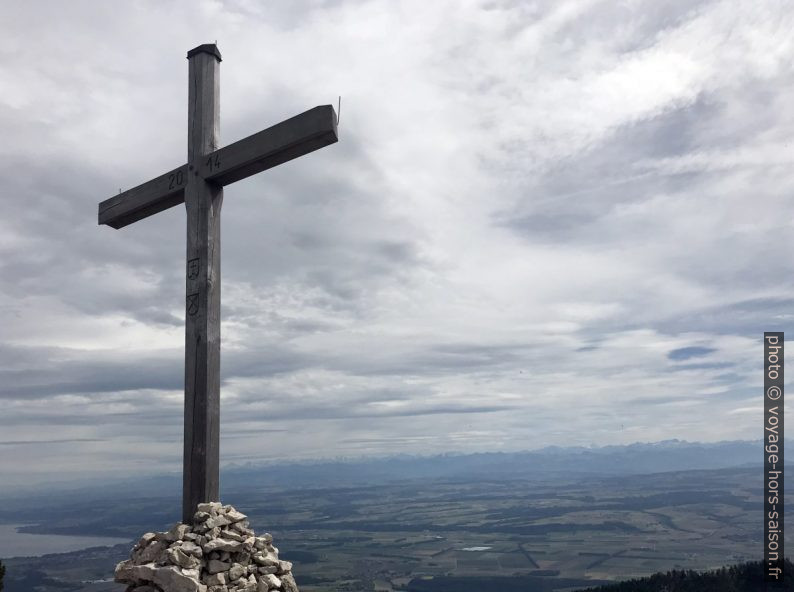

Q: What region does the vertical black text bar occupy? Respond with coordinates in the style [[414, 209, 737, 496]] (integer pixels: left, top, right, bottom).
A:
[[765, 331, 784, 582]]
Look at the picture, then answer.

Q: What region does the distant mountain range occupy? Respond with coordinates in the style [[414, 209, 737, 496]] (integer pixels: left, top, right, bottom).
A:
[[218, 438, 764, 489], [2, 439, 767, 507]]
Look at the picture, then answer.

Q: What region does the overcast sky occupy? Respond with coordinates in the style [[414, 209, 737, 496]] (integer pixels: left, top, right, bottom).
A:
[[1, 0, 792, 489]]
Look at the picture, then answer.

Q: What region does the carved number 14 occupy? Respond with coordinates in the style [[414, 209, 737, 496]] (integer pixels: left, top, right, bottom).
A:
[[206, 154, 221, 171]]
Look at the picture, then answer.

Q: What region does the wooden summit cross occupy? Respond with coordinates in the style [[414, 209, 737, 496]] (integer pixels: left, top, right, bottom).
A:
[[98, 44, 338, 524]]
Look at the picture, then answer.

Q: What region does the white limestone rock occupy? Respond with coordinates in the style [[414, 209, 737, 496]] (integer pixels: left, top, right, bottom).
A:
[[204, 537, 243, 553], [133, 540, 167, 564], [220, 529, 244, 542], [231, 521, 254, 536], [197, 501, 222, 514], [117, 563, 207, 592], [277, 560, 292, 575], [116, 503, 299, 592], [280, 573, 299, 592], [166, 522, 191, 542], [181, 541, 204, 557], [225, 508, 247, 523], [260, 573, 281, 589], [253, 552, 279, 567], [115, 559, 134, 581], [167, 546, 201, 569], [228, 563, 246, 581], [205, 514, 232, 529]]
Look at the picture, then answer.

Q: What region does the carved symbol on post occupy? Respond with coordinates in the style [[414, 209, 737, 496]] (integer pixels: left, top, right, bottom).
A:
[[186, 293, 199, 316], [187, 258, 200, 280]]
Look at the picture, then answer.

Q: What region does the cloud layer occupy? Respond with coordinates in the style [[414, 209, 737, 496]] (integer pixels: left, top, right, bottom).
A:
[[1, 0, 790, 487]]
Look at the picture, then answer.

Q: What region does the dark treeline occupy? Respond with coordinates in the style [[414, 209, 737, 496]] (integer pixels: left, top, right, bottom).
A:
[[579, 558, 794, 591]]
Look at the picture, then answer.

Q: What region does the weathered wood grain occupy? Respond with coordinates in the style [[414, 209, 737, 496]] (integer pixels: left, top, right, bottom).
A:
[[183, 44, 222, 524], [98, 164, 188, 228], [98, 106, 337, 229]]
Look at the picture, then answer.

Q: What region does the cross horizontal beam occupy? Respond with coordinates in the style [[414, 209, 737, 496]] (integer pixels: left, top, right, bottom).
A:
[[202, 104, 338, 185], [98, 105, 338, 229], [98, 164, 189, 229]]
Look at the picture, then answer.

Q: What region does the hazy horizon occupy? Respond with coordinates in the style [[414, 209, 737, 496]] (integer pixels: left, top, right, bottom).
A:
[[0, 437, 766, 494]]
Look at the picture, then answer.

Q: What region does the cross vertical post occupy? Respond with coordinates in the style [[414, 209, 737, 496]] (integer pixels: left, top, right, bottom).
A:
[[97, 43, 338, 526], [183, 44, 223, 524]]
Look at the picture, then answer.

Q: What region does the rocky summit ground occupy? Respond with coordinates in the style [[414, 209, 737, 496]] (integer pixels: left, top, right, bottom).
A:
[[115, 502, 298, 592]]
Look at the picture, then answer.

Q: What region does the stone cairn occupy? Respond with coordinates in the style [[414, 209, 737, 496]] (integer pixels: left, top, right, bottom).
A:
[[115, 502, 299, 592]]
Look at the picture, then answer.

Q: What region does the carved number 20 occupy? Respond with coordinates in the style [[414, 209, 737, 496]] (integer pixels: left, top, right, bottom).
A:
[[168, 170, 184, 189], [206, 154, 221, 171]]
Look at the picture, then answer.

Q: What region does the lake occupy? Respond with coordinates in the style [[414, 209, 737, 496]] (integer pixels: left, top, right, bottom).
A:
[[0, 524, 131, 559]]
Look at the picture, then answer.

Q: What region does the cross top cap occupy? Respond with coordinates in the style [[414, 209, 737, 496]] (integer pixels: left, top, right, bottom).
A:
[[187, 43, 222, 62]]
